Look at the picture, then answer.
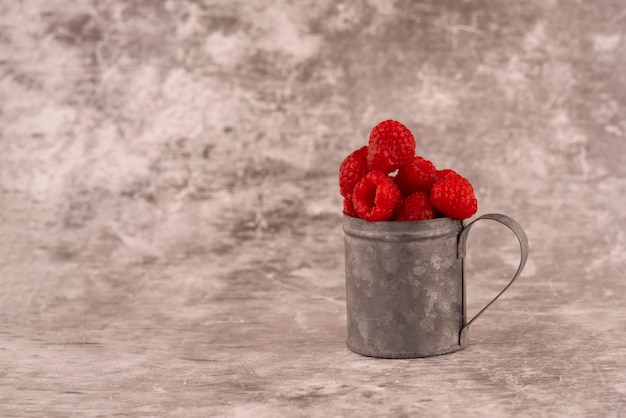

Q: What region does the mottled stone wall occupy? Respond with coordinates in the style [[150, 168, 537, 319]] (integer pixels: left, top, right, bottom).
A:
[[1, 0, 625, 264], [2, 3, 626, 415]]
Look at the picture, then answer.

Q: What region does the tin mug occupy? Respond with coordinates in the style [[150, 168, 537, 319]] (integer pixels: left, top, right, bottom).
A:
[[343, 213, 529, 358]]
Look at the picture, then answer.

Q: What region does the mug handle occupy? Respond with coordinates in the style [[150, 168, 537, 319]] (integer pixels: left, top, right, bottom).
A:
[[457, 213, 529, 346]]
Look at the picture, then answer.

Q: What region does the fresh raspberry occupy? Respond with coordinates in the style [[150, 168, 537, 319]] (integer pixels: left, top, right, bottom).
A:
[[394, 156, 438, 195], [367, 120, 416, 173], [343, 196, 359, 217], [433, 168, 457, 182], [430, 172, 478, 220], [394, 191, 436, 221], [339, 146, 369, 198], [352, 171, 402, 222]]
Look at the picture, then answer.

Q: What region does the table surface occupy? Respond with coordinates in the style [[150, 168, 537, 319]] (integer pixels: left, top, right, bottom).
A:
[[2, 177, 626, 417], [2, 1, 626, 417]]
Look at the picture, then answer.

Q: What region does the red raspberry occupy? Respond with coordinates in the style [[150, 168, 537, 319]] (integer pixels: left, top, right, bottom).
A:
[[430, 172, 478, 220], [367, 120, 416, 173], [339, 146, 369, 198], [433, 168, 457, 182], [394, 156, 438, 195], [394, 191, 436, 221], [352, 171, 402, 222], [343, 196, 358, 217]]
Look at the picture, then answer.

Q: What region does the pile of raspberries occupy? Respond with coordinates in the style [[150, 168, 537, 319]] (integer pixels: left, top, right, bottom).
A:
[[339, 120, 478, 222]]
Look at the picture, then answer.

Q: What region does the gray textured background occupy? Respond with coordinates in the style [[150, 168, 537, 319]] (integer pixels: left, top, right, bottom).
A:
[[1, 1, 625, 416]]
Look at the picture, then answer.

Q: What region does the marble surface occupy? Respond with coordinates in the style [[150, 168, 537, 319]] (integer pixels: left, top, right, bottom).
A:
[[1, 1, 625, 416]]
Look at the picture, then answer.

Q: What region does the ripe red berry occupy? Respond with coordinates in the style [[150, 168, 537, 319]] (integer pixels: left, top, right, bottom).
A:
[[394, 191, 436, 221], [343, 196, 359, 217], [339, 146, 369, 198], [394, 156, 438, 195], [367, 120, 416, 173], [430, 172, 478, 220], [433, 168, 457, 182], [352, 171, 402, 222]]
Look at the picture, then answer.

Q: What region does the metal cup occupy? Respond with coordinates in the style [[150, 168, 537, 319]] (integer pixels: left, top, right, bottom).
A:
[[343, 213, 529, 358]]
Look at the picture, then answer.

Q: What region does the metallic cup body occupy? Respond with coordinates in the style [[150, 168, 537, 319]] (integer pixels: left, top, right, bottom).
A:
[[344, 216, 466, 358]]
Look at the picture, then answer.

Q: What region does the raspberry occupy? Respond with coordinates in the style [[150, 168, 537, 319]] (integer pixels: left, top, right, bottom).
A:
[[394, 156, 438, 195], [430, 172, 478, 220], [367, 120, 416, 173], [339, 146, 369, 198], [352, 171, 402, 222], [433, 168, 457, 182], [394, 191, 436, 221], [343, 196, 358, 217]]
